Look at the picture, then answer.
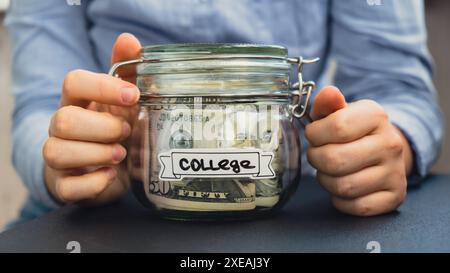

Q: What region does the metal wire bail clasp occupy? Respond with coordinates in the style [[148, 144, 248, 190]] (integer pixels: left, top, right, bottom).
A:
[[108, 58, 144, 77], [287, 57, 320, 119]]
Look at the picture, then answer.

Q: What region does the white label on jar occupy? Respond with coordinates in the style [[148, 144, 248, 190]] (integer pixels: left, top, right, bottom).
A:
[[158, 148, 275, 181]]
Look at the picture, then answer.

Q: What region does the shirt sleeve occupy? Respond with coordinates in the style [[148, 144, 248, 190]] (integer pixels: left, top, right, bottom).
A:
[[329, 0, 443, 184], [4, 0, 100, 212]]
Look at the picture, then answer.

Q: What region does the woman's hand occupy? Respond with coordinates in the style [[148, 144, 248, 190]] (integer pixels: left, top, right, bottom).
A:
[[305, 86, 413, 216], [43, 33, 141, 204]]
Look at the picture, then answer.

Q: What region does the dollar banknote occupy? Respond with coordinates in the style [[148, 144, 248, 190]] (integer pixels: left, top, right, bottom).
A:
[[145, 99, 283, 211]]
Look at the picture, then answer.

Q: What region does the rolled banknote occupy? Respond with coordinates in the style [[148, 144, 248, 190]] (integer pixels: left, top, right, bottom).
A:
[[147, 179, 256, 211]]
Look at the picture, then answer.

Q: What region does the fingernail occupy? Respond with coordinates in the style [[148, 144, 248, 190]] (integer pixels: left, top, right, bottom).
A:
[[121, 86, 138, 104], [112, 145, 127, 162], [122, 121, 131, 139], [104, 167, 117, 181]]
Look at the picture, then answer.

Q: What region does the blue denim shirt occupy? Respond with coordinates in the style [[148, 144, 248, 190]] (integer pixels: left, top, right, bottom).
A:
[[4, 0, 443, 224]]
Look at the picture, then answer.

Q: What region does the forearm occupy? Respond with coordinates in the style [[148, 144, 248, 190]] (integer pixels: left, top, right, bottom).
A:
[[6, 0, 101, 211], [379, 91, 443, 180], [12, 112, 61, 210]]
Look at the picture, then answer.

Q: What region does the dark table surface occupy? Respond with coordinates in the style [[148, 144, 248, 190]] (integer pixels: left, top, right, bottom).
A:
[[1, 175, 450, 253]]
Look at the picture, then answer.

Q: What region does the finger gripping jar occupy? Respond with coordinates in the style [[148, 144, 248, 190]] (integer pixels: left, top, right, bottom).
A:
[[109, 44, 318, 220]]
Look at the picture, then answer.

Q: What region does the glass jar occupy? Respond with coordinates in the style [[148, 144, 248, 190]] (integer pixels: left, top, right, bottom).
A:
[[109, 44, 318, 220]]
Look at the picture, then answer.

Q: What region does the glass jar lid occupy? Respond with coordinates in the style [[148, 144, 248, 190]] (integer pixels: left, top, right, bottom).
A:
[[136, 43, 292, 96], [141, 43, 288, 59]]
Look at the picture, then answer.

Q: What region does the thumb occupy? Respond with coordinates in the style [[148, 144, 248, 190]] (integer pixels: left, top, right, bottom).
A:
[[111, 33, 141, 82], [310, 86, 347, 121]]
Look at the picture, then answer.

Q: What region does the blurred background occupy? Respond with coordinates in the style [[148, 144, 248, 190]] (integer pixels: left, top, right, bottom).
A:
[[0, 0, 449, 230]]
